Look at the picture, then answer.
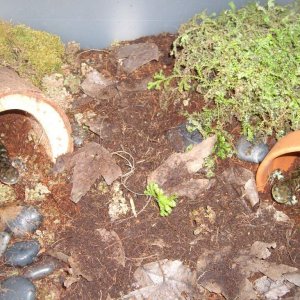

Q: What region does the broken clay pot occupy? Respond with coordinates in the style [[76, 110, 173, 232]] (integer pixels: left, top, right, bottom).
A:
[[256, 131, 300, 192], [0, 67, 73, 162]]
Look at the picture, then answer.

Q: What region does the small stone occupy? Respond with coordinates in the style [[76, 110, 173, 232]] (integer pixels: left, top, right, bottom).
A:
[[4, 205, 43, 237], [81, 69, 116, 99], [167, 123, 203, 152], [236, 136, 269, 163], [23, 256, 60, 280], [0, 182, 16, 206], [273, 210, 290, 222], [0, 231, 11, 256], [4, 240, 40, 267], [0, 276, 36, 300], [71, 122, 87, 147], [25, 183, 51, 202]]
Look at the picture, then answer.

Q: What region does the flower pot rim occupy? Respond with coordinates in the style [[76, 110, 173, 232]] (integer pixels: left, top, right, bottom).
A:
[[256, 130, 300, 192]]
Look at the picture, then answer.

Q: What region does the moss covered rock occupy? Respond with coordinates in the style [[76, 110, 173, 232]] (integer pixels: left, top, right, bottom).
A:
[[0, 21, 64, 86]]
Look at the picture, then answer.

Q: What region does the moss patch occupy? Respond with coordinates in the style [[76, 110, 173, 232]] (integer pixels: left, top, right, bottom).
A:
[[0, 21, 64, 86], [149, 0, 300, 158]]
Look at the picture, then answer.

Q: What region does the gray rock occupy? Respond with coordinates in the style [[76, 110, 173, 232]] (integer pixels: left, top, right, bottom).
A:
[[81, 69, 117, 99], [0, 231, 11, 257], [23, 256, 60, 280], [4, 240, 40, 267], [0, 276, 36, 300], [236, 136, 269, 163], [167, 123, 203, 152], [5, 206, 43, 237]]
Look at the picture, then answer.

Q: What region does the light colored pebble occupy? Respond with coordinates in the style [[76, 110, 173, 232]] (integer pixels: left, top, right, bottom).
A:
[[0, 231, 11, 257]]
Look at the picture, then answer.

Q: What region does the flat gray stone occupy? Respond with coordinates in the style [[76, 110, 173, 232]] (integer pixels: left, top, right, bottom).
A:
[[0, 276, 36, 300], [4, 240, 40, 267]]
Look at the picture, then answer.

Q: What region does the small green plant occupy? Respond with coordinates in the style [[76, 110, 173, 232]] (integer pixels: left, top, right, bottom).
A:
[[185, 144, 194, 152], [203, 156, 216, 178], [144, 182, 178, 216], [148, 0, 300, 158]]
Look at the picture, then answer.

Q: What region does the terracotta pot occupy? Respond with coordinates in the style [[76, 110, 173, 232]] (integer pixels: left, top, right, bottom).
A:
[[256, 131, 300, 192], [0, 67, 73, 162]]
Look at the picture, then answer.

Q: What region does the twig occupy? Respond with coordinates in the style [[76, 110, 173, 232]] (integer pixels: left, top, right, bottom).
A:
[[129, 196, 137, 218], [115, 197, 152, 225], [113, 150, 135, 179], [111, 148, 153, 222], [112, 149, 145, 196]]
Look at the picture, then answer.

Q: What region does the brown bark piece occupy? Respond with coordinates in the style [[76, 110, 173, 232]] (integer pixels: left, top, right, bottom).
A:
[[115, 43, 160, 73], [54, 142, 122, 203], [148, 136, 216, 187]]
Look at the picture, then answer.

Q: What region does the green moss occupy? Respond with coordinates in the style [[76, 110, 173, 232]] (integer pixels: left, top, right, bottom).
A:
[[0, 21, 64, 86], [148, 0, 300, 158]]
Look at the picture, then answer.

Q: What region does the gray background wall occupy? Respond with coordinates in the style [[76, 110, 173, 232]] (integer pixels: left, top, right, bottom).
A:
[[0, 0, 294, 48]]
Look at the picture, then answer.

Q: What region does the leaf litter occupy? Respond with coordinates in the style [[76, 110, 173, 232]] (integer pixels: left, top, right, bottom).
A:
[[195, 241, 300, 299], [148, 135, 216, 199], [122, 259, 200, 300], [53, 142, 122, 203], [4, 33, 300, 300]]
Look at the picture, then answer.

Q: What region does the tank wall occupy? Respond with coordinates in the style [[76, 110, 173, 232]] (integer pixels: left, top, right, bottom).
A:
[[0, 0, 294, 48]]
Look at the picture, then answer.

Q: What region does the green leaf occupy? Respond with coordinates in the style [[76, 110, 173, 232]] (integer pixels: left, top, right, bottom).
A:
[[228, 1, 236, 11], [144, 182, 178, 216]]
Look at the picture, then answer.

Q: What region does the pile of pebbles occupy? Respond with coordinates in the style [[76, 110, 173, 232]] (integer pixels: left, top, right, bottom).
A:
[[0, 205, 60, 300]]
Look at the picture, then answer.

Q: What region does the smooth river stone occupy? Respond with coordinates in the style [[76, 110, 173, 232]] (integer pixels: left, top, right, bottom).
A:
[[236, 136, 269, 163], [23, 256, 60, 280], [0, 276, 36, 300], [4, 205, 43, 237], [0, 231, 11, 256], [4, 240, 40, 267]]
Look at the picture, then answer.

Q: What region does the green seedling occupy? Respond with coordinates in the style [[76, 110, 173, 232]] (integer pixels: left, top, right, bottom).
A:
[[144, 182, 178, 216]]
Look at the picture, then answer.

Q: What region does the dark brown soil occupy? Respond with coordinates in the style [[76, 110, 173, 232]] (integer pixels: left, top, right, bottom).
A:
[[0, 33, 299, 300]]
